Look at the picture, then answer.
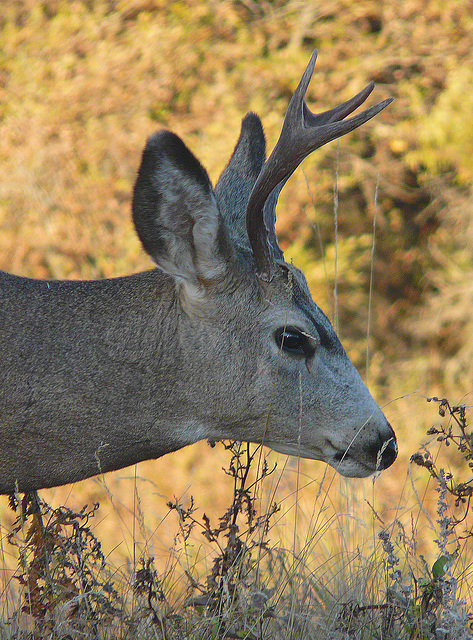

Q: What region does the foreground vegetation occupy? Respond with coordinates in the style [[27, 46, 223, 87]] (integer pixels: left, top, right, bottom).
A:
[[1, 398, 472, 638], [1, 0, 473, 637]]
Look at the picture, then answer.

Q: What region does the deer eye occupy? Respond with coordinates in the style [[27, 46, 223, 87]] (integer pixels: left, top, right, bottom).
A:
[[275, 328, 314, 357]]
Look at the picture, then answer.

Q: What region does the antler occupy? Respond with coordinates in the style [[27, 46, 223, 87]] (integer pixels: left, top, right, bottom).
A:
[[246, 51, 393, 279]]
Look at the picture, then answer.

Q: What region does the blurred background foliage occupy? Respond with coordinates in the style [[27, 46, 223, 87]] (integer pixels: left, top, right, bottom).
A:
[[2, 4, 473, 626], [0, 0, 472, 397]]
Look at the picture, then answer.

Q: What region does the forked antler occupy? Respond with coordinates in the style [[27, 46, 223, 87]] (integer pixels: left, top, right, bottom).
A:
[[246, 51, 393, 279]]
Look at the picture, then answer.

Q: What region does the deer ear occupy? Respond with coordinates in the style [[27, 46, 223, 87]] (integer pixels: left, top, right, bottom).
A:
[[132, 131, 233, 295], [215, 113, 266, 248]]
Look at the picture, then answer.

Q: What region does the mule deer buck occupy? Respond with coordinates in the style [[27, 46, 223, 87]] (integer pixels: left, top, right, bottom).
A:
[[0, 52, 396, 495]]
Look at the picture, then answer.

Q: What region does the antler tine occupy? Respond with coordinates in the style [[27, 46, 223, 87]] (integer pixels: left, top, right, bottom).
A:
[[303, 81, 375, 127], [246, 51, 393, 279]]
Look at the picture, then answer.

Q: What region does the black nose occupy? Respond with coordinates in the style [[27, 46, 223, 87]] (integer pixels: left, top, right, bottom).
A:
[[379, 430, 397, 470]]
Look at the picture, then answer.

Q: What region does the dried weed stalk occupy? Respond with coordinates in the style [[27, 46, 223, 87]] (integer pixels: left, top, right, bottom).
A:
[[6, 492, 121, 637]]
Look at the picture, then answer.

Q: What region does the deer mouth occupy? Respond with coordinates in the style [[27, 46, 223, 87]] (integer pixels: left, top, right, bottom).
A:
[[330, 435, 398, 478], [263, 428, 397, 478]]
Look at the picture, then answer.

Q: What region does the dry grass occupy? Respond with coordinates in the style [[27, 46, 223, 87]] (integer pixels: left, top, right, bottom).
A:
[[1, 399, 472, 638]]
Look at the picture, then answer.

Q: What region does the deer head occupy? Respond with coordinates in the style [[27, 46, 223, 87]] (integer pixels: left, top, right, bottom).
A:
[[0, 52, 396, 494]]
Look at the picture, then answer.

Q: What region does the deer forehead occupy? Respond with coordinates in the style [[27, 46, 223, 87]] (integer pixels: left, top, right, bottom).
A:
[[253, 265, 340, 348]]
